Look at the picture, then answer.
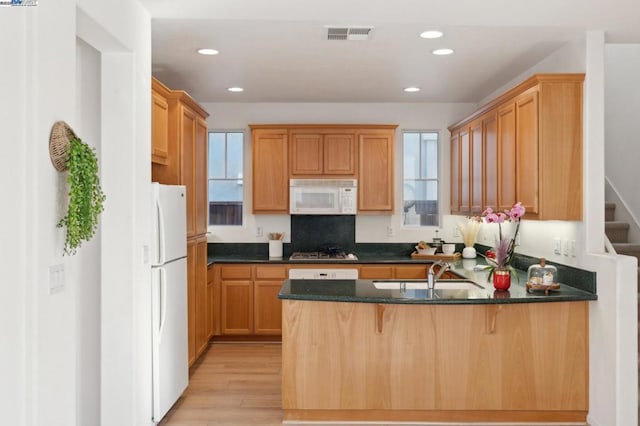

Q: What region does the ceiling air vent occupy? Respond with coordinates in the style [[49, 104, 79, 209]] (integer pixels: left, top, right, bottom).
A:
[[326, 26, 374, 41]]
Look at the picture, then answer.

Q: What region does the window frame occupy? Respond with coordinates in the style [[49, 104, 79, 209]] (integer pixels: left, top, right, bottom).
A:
[[400, 129, 441, 229], [207, 129, 246, 228]]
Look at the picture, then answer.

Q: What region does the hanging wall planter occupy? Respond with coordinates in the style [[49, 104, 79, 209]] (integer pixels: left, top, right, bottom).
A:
[[50, 121, 106, 255]]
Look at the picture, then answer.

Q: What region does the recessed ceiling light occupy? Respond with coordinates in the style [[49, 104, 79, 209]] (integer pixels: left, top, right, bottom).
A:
[[404, 87, 421, 93], [197, 48, 219, 56], [420, 30, 443, 39], [432, 48, 454, 56], [227, 87, 244, 92]]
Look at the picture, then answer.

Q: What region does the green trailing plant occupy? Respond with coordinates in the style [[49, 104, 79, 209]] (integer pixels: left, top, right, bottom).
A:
[[57, 137, 106, 255]]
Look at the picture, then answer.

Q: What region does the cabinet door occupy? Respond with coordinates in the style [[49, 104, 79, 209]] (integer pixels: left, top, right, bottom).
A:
[[359, 266, 394, 279], [194, 237, 208, 357], [181, 106, 198, 237], [151, 91, 169, 165], [470, 120, 483, 215], [459, 128, 471, 214], [290, 132, 323, 175], [358, 130, 394, 213], [254, 281, 283, 335], [221, 281, 253, 334], [394, 265, 427, 279], [252, 129, 289, 213], [207, 265, 215, 339], [497, 103, 517, 211], [324, 133, 356, 175], [195, 118, 208, 235], [450, 131, 460, 214], [516, 91, 539, 216], [186, 239, 197, 365], [483, 113, 498, 211]]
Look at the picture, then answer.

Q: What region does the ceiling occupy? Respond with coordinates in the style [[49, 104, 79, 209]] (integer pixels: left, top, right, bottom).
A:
[[143, 0, 640, 103]]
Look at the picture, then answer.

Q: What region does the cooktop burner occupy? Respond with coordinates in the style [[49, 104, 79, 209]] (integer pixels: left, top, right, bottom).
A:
[[289, 251, 358, 261]]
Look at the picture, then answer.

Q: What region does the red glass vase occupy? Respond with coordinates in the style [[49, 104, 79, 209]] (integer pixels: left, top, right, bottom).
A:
[[493, 268, 511, 290]]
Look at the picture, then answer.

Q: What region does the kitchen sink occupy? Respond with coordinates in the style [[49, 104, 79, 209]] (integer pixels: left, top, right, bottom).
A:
[[372, 279, 488, 300], [373, 279, 484, 291]]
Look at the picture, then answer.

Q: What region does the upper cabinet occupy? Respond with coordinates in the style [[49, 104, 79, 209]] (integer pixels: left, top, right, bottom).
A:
[[151, 77, 210, 237], [251, 124, 397, 215], [358, 128, 395, 214], [290, 129, 356, 177], [251, 127, 289, 214], [449, 74, 584, 221]]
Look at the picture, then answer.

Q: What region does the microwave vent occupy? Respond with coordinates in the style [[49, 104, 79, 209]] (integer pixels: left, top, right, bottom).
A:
[[290, 179, 357, 187]]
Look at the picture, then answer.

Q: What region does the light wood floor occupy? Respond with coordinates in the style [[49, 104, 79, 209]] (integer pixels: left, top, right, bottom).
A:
[[162, 342, 588, 426], [161, 343, 283, 425]]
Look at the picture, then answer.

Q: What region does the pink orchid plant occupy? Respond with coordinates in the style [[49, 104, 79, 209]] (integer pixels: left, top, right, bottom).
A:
[[481, 202, 525, 279]]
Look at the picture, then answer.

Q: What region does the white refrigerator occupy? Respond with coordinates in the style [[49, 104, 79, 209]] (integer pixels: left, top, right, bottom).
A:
[[150, 183, 188, 423]]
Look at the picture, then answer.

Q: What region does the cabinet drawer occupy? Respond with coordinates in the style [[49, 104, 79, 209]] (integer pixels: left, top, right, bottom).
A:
[[220, 265, 252, 280], [255, 265, 287, 280]]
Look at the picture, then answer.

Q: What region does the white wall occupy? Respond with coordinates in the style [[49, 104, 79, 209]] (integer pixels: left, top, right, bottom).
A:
[[0, 1, 152, 425], [75, 37, 102, 426], [203, 101, 476, 243], [604, 44, 640, 225]]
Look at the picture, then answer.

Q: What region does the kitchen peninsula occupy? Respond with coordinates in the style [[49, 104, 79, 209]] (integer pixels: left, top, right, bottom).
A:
[[279, 259, 595, 423]]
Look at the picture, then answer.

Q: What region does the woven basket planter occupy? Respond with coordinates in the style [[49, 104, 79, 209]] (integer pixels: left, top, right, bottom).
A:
[[49, 121, 77, 172]]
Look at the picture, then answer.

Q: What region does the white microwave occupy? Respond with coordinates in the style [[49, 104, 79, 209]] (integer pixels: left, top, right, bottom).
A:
[[289, 179, 357, 215]]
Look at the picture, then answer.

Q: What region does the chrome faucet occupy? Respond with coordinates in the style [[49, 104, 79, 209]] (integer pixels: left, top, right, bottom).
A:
[[428, 261, 452, 290]]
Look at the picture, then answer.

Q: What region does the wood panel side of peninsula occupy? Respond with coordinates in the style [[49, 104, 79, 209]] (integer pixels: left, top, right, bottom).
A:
[[281, 300, 588, 423]]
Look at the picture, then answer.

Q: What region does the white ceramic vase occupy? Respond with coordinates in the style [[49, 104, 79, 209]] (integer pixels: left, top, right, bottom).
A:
[[462, 246, 477, 259]]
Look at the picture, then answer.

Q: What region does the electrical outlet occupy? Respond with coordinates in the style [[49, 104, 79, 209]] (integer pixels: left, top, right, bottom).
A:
[[453, 226, 460, 237], [387, 226, 395, 237], [256, 226, 263, 237], [563, 240, 569, 256], [570, 240, 577, 257], [553, 238, 561, 255]]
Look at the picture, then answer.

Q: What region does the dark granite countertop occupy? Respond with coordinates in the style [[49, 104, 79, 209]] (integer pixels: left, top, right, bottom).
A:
[[208, 242, 597, 303], [278, 256, 597, 305]]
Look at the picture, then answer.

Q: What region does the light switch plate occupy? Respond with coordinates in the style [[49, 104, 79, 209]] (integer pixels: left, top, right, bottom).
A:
[[49, 264, 65, 294]]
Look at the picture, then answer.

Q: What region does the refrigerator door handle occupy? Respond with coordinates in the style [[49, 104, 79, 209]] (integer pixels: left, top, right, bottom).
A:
[[158, 267, 168, 335], [156, 199, 166, 265]]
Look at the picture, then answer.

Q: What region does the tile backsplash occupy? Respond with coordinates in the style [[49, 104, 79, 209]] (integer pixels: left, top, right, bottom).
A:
[[290, 215, 355, 252]]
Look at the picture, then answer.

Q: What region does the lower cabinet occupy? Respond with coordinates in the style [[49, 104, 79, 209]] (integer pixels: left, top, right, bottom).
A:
[[188, 236, 209, 366], [214, 264, 286, 337], [359, 264, 428, 279], [211, 262, 459, 340]]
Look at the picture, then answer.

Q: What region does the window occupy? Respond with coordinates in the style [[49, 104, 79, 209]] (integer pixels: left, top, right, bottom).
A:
[[208, 131, 244, 225], [402, 131, 439, 226]]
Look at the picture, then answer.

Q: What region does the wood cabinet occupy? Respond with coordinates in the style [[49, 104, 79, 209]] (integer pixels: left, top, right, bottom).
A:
[[151, 90, 169, 165], [151, 78, 209, 236], [358, 128, 395, 213], [151, 77, 210, 365], [450, 130, 461, 214], [359, 264, 428, 279], [194, 237, 208, 358], [206, 264, 215, 340], [254, 265, 287, 335], [251, 124, 397, 214], [290, 130, 356, 176], [214, 264, 286, 336], [449, 74, 584, 220], [251, 128, 289, 213], [187, 236, 209, 365], [282, 300, 588, 422]]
